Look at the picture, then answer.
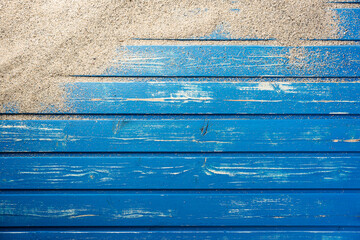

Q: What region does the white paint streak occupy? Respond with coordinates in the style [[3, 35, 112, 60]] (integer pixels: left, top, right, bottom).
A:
[[114, 209, 172, 219]]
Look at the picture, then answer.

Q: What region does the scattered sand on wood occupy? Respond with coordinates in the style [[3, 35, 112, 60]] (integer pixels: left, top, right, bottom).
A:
[[226, 0, 342, 43], [0, 0, 356, 113]]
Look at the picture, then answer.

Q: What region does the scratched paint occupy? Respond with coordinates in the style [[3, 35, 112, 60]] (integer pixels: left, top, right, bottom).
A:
[[1, 230, 359, 239], [1, 118, 360, 152], [41, 81, 360, 115], [101, 46, 360, 77], [1, 192, 359, 227], [114, 209, 173, 219], [1, 154, 360, 189], [2, 9, 360, 235]]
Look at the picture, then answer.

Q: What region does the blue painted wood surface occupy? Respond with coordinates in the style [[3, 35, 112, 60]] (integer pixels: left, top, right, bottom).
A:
[[65, 81, 360, 114], [5, 81, 360, 114], [1, 153, 360, 189], [1, 191, 359, 227], [1, 117, 360, 152], [98, 46, 360, 77], [2, 16, 360, 237], [1, 228, 360, 240]]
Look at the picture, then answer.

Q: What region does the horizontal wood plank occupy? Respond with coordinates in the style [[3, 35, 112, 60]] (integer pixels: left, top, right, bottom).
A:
[[6, 80, 360, 114], [1, 191, 359, 227], [1, 229, 359, 240], [95, 46, 360, 77], [59, 82, 360, 114], [1, 153, 360, 189], [1, 0, 359, 234], [1, 118, 360, 152]]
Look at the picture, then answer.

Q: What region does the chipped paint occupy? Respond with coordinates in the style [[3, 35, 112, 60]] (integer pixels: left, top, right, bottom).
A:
[[69, 214, 98, 219], [225, 99, 282, 102], [122, 97, 212, 102], [203, 165, 258, 177], [333, 139, 360, 143], [235, 82, 296, 93], [300, 100, 358, 103], [114, 209, 172, 219]]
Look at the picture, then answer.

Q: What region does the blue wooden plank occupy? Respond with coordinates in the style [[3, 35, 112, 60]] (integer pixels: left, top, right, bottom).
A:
[[96, 46, 360, 77], [1, 228, 360, 240], [1, 153, 360, 189], [6, 80, 360, 114], [1, 191, 359, 227], [1, 118, 360, 153], [59, 81, 360, 114]]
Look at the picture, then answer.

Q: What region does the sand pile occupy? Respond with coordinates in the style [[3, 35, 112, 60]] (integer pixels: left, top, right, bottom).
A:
[[0, 0, 354, 113]]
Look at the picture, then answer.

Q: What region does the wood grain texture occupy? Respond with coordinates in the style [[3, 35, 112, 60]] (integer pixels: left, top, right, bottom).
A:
[[1, 117, 360, 152], [7, 81, 360, 114], [1, 191, 359, 227], [2, 22, 360, 237], [96, 46, 360, 77], [1, 228, 360, 240], [1, 153, 360, 189], [59, 81, 360, 114]]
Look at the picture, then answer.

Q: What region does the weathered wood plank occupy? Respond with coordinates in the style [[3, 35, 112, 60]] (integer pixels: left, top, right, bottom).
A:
[[1, 118, 360, 152], [8, 81, 360, 114], [1, 153, 360, 189], [95, 46, 360, 77], [60, 82, 360, 114], [1, 228, 359, 240], [1, 191, 359, 227]]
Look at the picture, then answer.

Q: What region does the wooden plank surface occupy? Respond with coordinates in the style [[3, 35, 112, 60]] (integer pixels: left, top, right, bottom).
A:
[[1, 228, 359, 240], [1, 1, 360, 237], [1, 118, 360, 153], [1, 191, 359, 227], [61, 81, 360, 114], [1, 153, 360, 189], [6, 81, 360, 114], [95, 46, 360, 77]]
